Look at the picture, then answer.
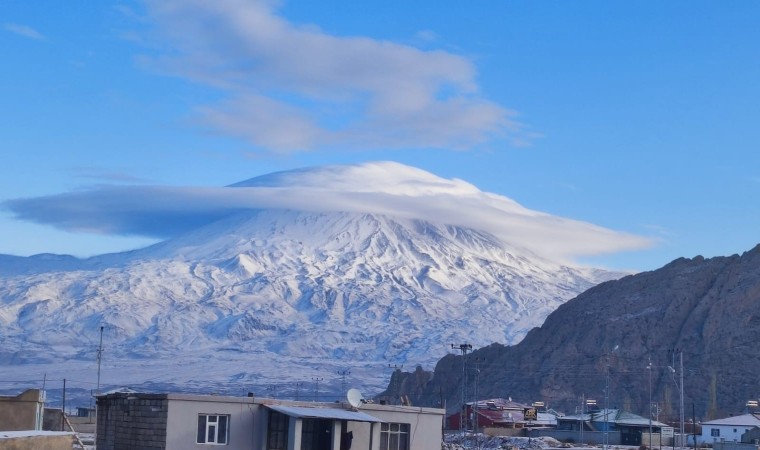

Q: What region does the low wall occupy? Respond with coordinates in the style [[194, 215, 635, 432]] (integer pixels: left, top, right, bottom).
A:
[[67, 416, 96, 433], [713, 441, 760, 450], [483, 428, 525, 437], [531, 429, 622, 445], [0, 431, 73, 450]]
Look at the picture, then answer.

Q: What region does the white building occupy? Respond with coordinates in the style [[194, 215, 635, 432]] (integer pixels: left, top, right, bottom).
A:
[[97, 391, 444, 450], [700, 414, 760, 444]]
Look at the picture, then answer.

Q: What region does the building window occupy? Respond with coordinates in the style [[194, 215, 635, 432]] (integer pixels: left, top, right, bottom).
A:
[[197, 414, 229, 445], [301, 418, 332, 450], [711, 429, 720, 437], [267, 411, 289, 450], [380, 423, 410, 450]]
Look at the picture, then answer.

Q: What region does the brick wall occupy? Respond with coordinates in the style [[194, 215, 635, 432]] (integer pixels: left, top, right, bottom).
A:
[[96, 393, 169, 450]]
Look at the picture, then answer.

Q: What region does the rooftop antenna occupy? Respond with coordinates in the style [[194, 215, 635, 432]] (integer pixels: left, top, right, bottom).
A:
[[96, 326, 104, 395]]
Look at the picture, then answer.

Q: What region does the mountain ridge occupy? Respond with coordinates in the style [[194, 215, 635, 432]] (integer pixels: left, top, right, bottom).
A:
[[389, 244, 760, 420], [0, 210, 623, 398]]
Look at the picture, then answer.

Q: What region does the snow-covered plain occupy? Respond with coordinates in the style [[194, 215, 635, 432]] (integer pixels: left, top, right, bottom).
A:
[[0, 163, 630, 405]]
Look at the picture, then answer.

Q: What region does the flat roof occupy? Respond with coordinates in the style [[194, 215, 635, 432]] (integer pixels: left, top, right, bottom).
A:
[[0, 431, 73, 439], [703, 414, 760, 427], [267, 405, 382, 423]]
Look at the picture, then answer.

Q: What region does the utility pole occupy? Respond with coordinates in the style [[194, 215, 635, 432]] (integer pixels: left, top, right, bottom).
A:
[[647, 359, 653, 450], [312, 377, 323, 402], [93, 325, 104, 446], [338, 369, 351, 398], [679, 352, 685, 450], [604, 355, 610, 450], [472, 357, 483, 439], [669, 350, 685, 450], [295, 382, 303, 401], [580, 393, 585, 445], [61, 379, 67, 431], [96, 326, 104, 395], [451, 344, 472, 435]]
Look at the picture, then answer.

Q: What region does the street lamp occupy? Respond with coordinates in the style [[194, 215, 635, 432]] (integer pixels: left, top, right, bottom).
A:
[[647, 361, 653, 450], [668, 352, 685, 450]]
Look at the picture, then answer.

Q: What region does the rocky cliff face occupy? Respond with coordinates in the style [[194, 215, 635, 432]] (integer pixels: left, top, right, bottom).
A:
[[390, 245, 760, 421]]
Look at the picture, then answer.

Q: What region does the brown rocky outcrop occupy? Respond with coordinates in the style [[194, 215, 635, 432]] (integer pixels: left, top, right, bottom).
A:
[[383, 245, 760, 421]]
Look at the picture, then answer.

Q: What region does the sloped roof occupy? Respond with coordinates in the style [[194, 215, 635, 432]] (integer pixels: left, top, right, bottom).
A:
[[266, 405, 381, 423], [560, 409, 670, 428], [703, 414, 760, 427], [467, 398, 530, 410]]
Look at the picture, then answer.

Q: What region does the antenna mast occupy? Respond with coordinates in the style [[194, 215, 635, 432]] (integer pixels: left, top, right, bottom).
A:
[[96, 326, 104, 395]]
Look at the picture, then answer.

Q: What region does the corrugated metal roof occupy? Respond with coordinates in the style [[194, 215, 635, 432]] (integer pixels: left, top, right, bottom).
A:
[[266, 405, 382, 423], [561, 409, 670, 428]]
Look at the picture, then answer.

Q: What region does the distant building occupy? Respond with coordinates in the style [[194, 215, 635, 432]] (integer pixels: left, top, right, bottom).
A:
[[547, 408, 673, 446], [96, 391, 444, 450], [447, 398, 557, 430], [700, 414, 760, 445], [0, 389, 45, 431], [75, 406, 95, 418]]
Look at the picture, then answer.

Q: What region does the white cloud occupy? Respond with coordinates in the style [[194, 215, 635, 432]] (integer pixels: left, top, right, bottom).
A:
[[3, 23, 45, 41], [3, 162, 652, 262], [140, 0, 524, 152]]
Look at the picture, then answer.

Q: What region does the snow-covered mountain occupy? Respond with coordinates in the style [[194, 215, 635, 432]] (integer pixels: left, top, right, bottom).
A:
[[0, 162, 631, 400]]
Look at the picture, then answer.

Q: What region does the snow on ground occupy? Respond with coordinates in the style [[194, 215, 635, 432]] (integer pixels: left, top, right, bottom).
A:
[[442, 434, 639, 450]]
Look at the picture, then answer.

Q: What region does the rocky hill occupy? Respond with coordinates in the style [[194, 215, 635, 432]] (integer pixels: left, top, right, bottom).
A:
[[389, 245, 760, 421]]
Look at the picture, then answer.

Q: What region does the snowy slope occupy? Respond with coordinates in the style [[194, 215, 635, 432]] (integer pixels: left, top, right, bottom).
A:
[[0, 163, 627, 399]]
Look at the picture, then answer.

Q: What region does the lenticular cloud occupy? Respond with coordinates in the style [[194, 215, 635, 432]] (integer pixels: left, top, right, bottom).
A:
[[2, 161, 651, 261]]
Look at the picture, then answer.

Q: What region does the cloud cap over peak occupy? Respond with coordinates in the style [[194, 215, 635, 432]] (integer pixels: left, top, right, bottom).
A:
[[3, 161, 652, 262]]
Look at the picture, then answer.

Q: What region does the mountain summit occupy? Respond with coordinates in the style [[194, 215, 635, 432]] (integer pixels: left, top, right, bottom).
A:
[[0, 162, 636, 397]]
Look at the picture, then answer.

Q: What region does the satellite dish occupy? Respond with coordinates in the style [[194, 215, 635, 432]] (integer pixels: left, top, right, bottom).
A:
[[347, 388, 364, 408]]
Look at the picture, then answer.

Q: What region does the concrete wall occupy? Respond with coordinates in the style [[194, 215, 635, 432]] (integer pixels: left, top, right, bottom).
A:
[[42, 409, 62, 432], [97, 393, 444, 450], [96, 393, 169, 450], [165, 394, 258, 450], [702, 425, 757, 445], [67, 416, 96, 434], [482, 427, 524, 437], [358, 404, 444, 450], [713, 440, 760, 450], [0, 431, 72, 450], [0, 390, 44, 431], [531, 429, 623, 445]]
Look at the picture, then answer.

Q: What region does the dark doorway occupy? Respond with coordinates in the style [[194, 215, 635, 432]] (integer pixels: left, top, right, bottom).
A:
[[302, 418, 333, 450]]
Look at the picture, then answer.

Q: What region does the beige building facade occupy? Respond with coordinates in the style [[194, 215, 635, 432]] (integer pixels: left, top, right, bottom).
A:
[[98, 392, 444, 450], [0, 389, 45, 432]]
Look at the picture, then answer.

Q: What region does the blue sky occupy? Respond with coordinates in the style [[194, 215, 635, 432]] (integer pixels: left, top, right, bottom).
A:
[[2, 1, 759, 271]]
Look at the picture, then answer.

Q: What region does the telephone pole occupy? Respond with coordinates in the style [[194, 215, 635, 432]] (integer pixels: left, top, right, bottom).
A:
[[96, 326, 104, 395], [312, 377, 323, 402], [451, 343, 472, 435], [338, 369, 351, 398]]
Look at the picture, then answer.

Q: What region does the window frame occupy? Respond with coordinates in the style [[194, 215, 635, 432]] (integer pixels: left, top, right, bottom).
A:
[[711, 428, 720, 437], [267, 410, 290, 450], [379, 422, 410, 450], [197, 413, 230, 445]]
